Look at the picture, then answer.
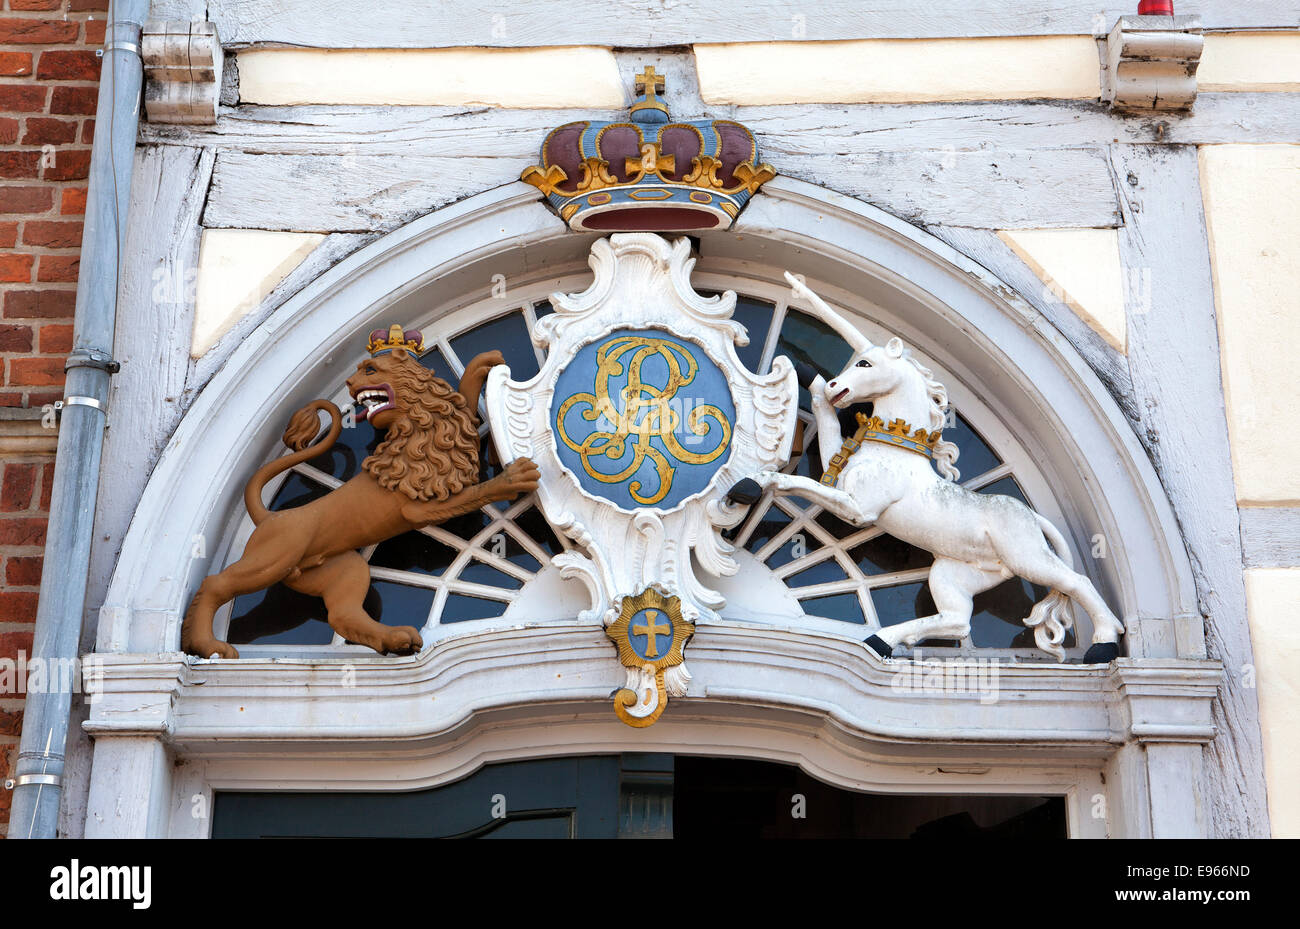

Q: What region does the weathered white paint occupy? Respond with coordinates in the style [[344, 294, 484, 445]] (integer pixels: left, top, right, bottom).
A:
[[1103, 14, 1203, 112], [138, 95, 1300, 155], [89, 180, 1225, 839], [999, 229, 1127, 354], [236, 47, 625, 108], [1112, 144, 1268, 836], [80, 643, 1219, 838], [202, 147, 1120, 233], [88, 144, 213, 645], [142, 20, 223, 124], [931, 227, 1134, 419], [695, 37, 1101, 105], [1199, 32, 1300, 92], [1199, 144, 1300, 506], [148, 0, 1300, 47], [193, 229, 324, 358], [1243, 568, 1300, 837]]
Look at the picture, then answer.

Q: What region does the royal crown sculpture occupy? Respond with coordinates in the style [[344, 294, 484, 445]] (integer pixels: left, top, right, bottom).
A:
[[520, 66, 777, 232]]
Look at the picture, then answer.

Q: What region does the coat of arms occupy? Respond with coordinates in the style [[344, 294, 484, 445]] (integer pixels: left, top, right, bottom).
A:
[[484, 233, 798, 725]]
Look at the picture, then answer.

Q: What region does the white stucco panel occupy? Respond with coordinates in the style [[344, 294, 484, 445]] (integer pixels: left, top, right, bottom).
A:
[[1244, 567, 1300, 837], [1199, 32, 1300, 93], [236, 47, 625, 107], [694, 37, 1101, 104], [1199, 143, 1300, 505], [999, 228, 1127, 354], [192, 228, 325, 358]]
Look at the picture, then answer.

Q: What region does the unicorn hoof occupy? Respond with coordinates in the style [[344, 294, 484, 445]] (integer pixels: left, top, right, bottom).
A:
[[726, 477, 763, 507], [1082, 642, 1120, 664], [865, 634, 894, 659]]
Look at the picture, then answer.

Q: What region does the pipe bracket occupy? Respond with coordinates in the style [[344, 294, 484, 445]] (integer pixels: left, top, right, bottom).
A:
[[58, 396, 106, 416], [65, 348, 120, 374], [14, 773, 61, 788]]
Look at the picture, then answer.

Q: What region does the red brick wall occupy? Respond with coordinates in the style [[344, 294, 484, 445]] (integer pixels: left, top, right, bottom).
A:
[[0, 0, 106, 837]]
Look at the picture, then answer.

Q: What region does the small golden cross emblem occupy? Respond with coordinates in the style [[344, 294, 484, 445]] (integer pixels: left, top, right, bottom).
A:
[[634, 65, 665, 99], [631, 609, 671, 659]]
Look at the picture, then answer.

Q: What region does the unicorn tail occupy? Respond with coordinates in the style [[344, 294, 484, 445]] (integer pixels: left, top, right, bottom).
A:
[[1023, 514, 1075, 661]]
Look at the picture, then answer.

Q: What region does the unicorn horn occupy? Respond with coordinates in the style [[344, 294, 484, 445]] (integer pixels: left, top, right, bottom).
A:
[[783, 272, 872, 353]]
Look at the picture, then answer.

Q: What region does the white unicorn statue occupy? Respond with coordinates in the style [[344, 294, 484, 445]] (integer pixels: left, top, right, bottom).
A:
[[739, 273, 1125, 663]]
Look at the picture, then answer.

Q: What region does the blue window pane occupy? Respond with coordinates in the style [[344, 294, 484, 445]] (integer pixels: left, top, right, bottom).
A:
[[814, 509, 859, 539], [731, 296, 775, 373], [970, 579, 1076, 650], [793, 431, 825, 482], [227, 584, 335, 646], [978, 475, 1030, 505], [451, 312, 539, 381], [370, 531, 459, 577], [947, 412, 1001, 482], [459, 558, 524, 590], [492, 533, 542, 573], [307, 417, 380, 482], [799, 592, 865, 624], [512, 506, 565, 558], [765, 531, 821, 569], [532, 300, 554, 318], [366, 579, 435, 629], [777, 309, 856, 410], [438, 508, 496, 546], [848, 534, 933, 575], [744, 506, 792, 553], [418, 346, 457, 387], [442, 594, 510, 623], [269, 471, 331, 510], [871, 582, 959, 647], [786, 558, 848, 587]]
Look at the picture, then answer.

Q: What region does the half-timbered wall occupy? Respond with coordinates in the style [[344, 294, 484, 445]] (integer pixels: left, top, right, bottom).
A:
[[20, 0, 1296, 838]]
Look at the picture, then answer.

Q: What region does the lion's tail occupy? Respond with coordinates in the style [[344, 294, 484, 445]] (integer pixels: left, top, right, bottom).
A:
[[244, 400, 342, 526]]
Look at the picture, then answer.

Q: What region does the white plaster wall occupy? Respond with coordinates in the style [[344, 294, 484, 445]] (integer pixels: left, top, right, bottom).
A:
[[998, 228, 1127, 354], [193, 229, 324, 358], [237, 47, 625, 107], [694, 37, 1101, 104], [1198, 144, 1300, 506], [1199, 32, 1300, 93], [1244, 568, 1300, 837]]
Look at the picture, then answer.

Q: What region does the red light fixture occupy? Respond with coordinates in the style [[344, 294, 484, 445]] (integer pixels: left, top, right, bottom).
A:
[[1138, 0, 1175, 13]]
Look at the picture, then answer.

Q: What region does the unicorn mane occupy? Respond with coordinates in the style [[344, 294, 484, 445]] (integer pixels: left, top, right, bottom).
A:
[[897, 348, 961, 482]]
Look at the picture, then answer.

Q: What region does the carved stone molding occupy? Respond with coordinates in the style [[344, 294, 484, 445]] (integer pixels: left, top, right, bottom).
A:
[[142, 20, 223, 125], [1104, 15, 1204, 111]]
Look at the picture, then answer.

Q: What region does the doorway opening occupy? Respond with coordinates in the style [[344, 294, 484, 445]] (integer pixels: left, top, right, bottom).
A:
[[211, 754, 1066, 838]]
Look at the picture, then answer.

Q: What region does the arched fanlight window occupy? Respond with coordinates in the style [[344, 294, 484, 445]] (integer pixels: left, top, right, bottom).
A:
[[215, 275, 1086, 660]]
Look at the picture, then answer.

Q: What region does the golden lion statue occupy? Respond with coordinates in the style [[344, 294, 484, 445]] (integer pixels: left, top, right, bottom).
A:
[[181, 326, 540, 660]]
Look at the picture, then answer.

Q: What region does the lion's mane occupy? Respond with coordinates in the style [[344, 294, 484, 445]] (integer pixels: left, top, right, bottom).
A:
[[362, 354, 480, 502]]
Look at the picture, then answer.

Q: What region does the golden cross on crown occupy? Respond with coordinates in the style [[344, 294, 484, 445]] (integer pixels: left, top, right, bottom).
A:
[[634, 65, 665, 99], [630, 65, 670, 120]]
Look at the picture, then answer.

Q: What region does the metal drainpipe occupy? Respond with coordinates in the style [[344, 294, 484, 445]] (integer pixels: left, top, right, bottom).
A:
[[7, 0, 150, 838]]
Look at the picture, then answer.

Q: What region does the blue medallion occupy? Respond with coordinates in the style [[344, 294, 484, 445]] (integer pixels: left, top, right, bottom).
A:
[[626, 607, 674, 661], [552, 328, 735, 510]]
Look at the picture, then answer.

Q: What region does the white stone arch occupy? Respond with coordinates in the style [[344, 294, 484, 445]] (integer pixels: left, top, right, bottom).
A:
[[100, 178, 1197, 659], [87, 179, 1219, 839]]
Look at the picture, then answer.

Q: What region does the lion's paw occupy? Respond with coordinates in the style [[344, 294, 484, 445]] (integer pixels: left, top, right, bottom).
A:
[[185, 637, 240, 660], [499, 457, 541, 497], [383, 626, 424, 656], [467, 350, 506, 372]]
